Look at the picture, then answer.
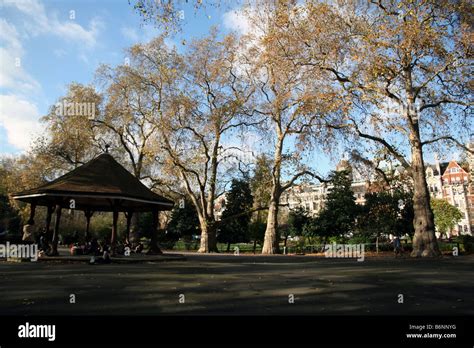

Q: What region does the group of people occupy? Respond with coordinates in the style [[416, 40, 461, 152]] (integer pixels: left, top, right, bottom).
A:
[[66, 238, 145, 265], [70, 238, 144, 255], [86, 240, 145, 265], [26, 226, 53, 256], [21, 220, 146, 262], [70, 238, 100, 256]]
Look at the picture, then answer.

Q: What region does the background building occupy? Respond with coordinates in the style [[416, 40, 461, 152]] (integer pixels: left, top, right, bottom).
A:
[[282, 148, 474, 236]]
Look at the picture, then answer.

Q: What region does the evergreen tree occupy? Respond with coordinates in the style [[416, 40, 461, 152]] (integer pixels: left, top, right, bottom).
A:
[[166, 199, 200, 249], [305, 170, 358, 239], [218, 179, 254, 251], [357, 190, 414, 241], [285, 206, 309, 246]]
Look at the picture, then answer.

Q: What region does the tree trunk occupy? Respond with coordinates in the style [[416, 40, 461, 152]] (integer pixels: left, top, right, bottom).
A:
[[410, 145, 441, 257], [45, 205, 54, 238], [147, 210, 163, 254], [125, 211, 133, 245], [262, 128, 283, 255], [84, 210, 93, 239], [403, 65, 441, 258], [262, 198, 280, 254], [28, 202, 36, 224], [130, 212, 140, 243], [197, 218, 218, 253], [321, 236, 327, 252], [51, 205, 62, 256], [199, 132, 220, 254], [110, 210, 118, 255], [227, 241, 231, 252]]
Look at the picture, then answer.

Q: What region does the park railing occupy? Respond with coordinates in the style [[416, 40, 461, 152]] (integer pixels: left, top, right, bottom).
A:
[[163, 240, 464, 254], [282, 241, 462, 255]]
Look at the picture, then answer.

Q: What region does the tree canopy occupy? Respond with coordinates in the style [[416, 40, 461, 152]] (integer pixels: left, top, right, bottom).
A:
[[431, 198, 463, 237]]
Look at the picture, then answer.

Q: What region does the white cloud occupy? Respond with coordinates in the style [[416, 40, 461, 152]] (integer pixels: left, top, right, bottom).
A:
[[0, 18, 23, 52], [0, 0, 106, 153], [53, 17, 104, 49], [121, 26, 139, 42], [223, 9, 252, 35], [3, 0, 104, 48], [0, 15, 42, 152], [8, 0, 48, 23], [0, 18, 40, 92], [0, 95, 42, 150]]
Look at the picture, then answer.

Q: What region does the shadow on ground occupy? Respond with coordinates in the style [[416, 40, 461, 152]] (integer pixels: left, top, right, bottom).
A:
[[0, 253, 472, 315]]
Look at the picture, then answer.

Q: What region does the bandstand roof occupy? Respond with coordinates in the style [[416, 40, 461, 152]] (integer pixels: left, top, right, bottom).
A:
[[12, 153, 174, 212]]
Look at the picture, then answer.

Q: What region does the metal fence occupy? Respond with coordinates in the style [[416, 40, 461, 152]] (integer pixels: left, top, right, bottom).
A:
[[163, 240, 462, 254]]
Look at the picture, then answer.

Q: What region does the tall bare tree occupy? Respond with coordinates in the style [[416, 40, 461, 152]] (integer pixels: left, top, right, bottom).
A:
[[151, 32, 256, 252], [240, 2, 337, 254], [281, 0, 473, 256], [94, 36, 181, 246]]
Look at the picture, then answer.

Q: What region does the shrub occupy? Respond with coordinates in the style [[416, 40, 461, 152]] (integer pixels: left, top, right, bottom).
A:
[[457, 235, 474, 254], [347, 235, 374, 245]]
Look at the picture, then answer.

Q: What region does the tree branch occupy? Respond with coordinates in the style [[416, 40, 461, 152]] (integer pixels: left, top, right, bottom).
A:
[[281, 170, 328, 192], [422, 135, 474, 154]]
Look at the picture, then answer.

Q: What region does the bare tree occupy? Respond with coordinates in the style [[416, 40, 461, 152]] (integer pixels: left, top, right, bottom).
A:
[[155, 32, 256, 252], [94, 37, 179, 247], [240, 2, 336, 254], [282, 0, 473, 256]]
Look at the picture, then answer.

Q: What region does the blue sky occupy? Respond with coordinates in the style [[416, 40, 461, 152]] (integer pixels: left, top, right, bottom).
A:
[[4, 0, 458, 178], [0, 0, 337, 175], [0, 0, 229, 151]]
